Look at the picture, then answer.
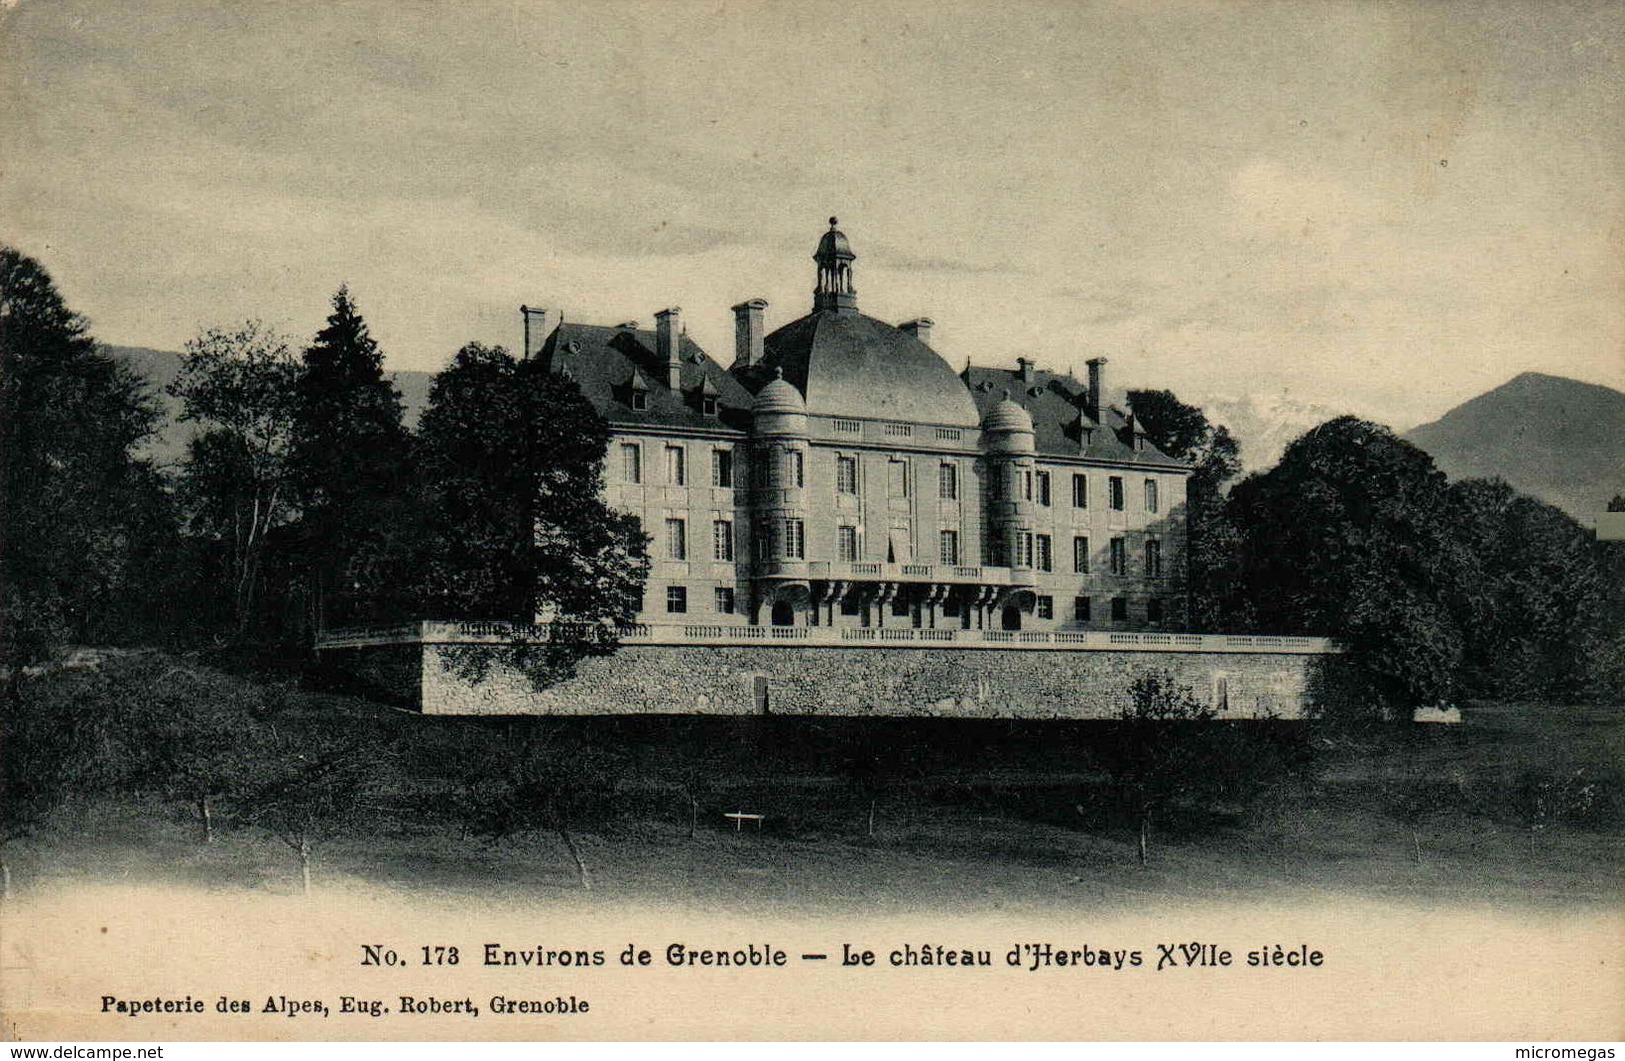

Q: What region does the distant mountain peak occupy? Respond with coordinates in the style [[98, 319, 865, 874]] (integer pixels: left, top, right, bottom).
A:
[[1404, 372, 1625, 521]]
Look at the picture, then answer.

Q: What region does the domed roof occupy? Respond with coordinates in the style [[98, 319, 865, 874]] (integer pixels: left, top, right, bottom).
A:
[[816, 217, 854, 261], [982, 393, 1035, 434], [752, 369, 807, 416], [753, 311, 981, 427]]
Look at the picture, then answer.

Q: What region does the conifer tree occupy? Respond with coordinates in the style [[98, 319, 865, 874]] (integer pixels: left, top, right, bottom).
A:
[[290, 286, 408, 627], [1, 246, 165, 677]]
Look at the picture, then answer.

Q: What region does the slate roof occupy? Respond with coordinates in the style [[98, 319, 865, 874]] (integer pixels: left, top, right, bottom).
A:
[[540, 322, 753, 435], [732, 309, 982, 428], [962, 364, 1188, 469]]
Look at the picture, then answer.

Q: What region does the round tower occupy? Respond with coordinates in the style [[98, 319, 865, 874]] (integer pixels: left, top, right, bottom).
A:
[[750, 370, 811, 621], [981, 392, 1037, 579]]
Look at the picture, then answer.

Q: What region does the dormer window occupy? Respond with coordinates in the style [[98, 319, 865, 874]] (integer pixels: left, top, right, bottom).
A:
[[702, 395, 718, 417], [627, 369, 651, 411]]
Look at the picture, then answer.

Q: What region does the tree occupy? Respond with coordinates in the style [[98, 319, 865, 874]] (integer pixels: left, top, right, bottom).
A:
[[1443, 478, 1612, 700], [409, 344, 649, 687], [1101, 672, 1213, 865], [290, 287, 410, 628], [1224, 417, 1467, 720], [458, 723, 624, 890], [1, 247, 166, 679], [232, 713, 385, 895], [169, 322, 301, 639], [118, 657, 272, 843], [1126, 389, 1244, 632], [0, 663, 125, 898]]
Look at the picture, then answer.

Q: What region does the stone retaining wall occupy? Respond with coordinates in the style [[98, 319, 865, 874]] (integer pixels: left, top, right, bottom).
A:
[[377, 643, 1339, 719]]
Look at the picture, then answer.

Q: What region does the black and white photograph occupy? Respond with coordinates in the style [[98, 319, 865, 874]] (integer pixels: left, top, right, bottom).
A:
[[1, 0, 1622, 1045]]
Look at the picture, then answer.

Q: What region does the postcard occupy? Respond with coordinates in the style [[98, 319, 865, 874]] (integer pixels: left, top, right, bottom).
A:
[[2, 0, 1621, 1044]]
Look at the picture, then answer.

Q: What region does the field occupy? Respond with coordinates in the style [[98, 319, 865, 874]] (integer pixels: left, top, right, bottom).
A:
[[5, 656, 1621, 913]]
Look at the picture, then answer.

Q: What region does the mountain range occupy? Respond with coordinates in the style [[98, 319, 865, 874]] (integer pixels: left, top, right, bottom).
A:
[[111, 347, 1622, 521]]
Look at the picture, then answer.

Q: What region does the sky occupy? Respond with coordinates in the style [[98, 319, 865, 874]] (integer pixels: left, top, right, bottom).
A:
[[2, 0, 1621, 430]]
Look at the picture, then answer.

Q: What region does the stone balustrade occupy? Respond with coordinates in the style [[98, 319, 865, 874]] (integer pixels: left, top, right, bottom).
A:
[[317, 620, 1339, 655]]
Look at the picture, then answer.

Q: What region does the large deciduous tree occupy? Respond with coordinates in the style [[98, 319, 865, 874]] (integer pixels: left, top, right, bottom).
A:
[[168, 321, 301, 639], [1223, 417, 1468, 719], [1, 246, 167, 679], [1126, 389, 1244, 632], [1443, 478, 1612, 700], [410, 344, 649, 687]]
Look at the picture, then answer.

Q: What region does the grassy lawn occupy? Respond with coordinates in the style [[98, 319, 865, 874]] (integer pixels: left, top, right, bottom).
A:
[[5, 653, 1619, 913], [9, 723, 1619, 914]]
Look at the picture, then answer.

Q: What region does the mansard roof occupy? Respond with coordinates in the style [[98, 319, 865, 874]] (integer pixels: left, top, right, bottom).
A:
[[962, 364, 1188, 469], [541, 322, 752, 434]]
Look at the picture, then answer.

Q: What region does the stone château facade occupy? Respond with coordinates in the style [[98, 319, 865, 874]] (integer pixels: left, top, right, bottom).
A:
[[319, 220, 1342, 718], [525, 219, 1190, 635]]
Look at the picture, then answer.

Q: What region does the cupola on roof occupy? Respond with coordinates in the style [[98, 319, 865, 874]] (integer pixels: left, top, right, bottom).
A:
[[752, 367, 807, 415], [982, 392, 1036, 435], [736, 219, 981, 428]]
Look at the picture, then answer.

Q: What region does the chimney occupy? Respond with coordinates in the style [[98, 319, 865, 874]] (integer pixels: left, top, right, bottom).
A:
[[520, 305, 554, 361], [899, 317, 934, 347], [656, 307, 682, 389], [1017, 357, 1036, 386], [1085, 357, 1108, 423], [732, 298, 768, 368]]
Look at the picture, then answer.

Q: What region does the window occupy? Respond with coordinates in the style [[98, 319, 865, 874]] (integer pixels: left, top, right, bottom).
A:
[[665, 586, 687, 614], [713, 520, 734, 562], [1073, 536, 1090, 573], [1073, 596, 1091, 622], [1109, 537, 1126, 575], [712, 449, 734, 488], [1145, 539, 1163, 578], [714, 587, 735, 614], [666, 445, 686, 486], [753, 519, 772, 561], [1212, 674, 1230, 713], [630, 391, 648, 412], [1035, 534, 1053, 572], [1021, 469, 1034, 501], [889, 459, 910, 497], [1110, 596, 1127, 621], [837, 455, 858, 495], [789, 449, 805, 489], [665, 518, 686, 560], [939, 529, 960, 565], [1036, 470, 1052, 507], [1036, 595, 1054, 620], [985, 530, 1004, 566], [938, 463, 958, 501], [701, 395, 719, 417], [1147, 598, 1164, 624], [1108, 476, 1124, 511], [1072, 473, 1088, 508], [784, 518, 805, 560], [620, 443, 642, 484], [1144, 478, 1159, 513], [1016, 532, 1034, 568], [838, 525, 859, 562]]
